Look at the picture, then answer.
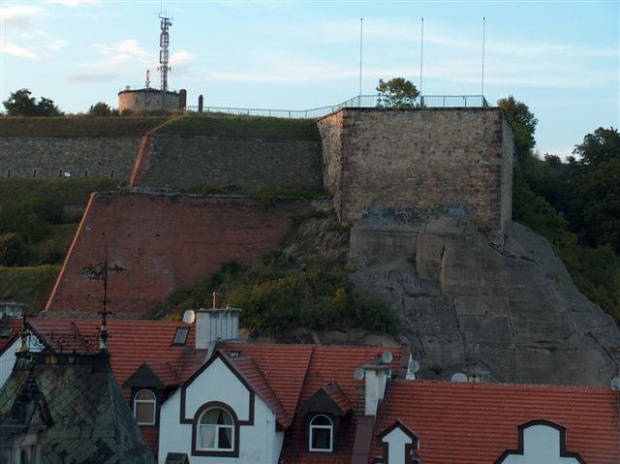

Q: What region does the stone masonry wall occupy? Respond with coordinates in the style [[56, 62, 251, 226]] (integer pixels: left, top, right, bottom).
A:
[[0, 137, 140, 180], [134, 135, 323, 190], [45, 190, 317, 318], [317, 110, 344, 215], [318, 108, 514, 234]]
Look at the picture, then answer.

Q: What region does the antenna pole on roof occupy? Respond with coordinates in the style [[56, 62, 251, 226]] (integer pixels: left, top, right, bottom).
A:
[[359, 17, 363, 97], [481, 16, 486, 96]]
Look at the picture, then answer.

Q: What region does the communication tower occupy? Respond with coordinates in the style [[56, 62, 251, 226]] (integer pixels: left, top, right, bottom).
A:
[[158, 15, 172, 93]]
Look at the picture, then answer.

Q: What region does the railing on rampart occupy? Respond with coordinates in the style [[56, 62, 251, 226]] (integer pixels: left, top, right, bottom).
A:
[[186, 94, 490, 119]]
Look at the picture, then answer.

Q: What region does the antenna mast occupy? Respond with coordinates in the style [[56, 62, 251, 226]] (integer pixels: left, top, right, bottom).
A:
[[158, 14, 172, 93]]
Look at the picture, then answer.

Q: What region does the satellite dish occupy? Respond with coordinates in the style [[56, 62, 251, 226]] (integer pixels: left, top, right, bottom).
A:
[[451, 372, 468, 383], [408, 360, 420, 374], [182, 310, 196, 324], [611, 376, 620, 391], [381, 350, 393, 364], [353, 367, 365, 381]]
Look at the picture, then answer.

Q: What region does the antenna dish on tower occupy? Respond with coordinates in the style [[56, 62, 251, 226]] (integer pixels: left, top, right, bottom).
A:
[[451, 372, 468, 383], [381, 350, 393, 364], [182, 310, 196, 325], [353, 368, 365, 381], [611, 376, 620, 391]]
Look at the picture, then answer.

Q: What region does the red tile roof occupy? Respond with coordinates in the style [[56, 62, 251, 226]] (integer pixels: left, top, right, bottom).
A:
[[217, 342, 314, 420], [228, 353, 292, 429], [280, 345, 407, 464], [27, 318, 199, 387], [321, 382, 353, 414], [371, 381, 620, 464]]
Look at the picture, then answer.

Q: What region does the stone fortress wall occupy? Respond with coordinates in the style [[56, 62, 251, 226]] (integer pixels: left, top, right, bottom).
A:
[[132, 135, 323, 190], [318, 108, 514, 235], [0, 137, 140, 180]]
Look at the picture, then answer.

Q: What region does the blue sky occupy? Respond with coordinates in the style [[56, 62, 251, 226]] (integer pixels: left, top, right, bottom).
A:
[[1, 0, 618, 158]]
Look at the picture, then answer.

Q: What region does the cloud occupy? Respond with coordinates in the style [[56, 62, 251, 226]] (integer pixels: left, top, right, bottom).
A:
[[0, 42, 38, 59], [170, 50, 194, 67], [47, 39, 69, 52], [0, 4, 47, 33], [45, 0, 101, 6], [92, 39, 150, 62]]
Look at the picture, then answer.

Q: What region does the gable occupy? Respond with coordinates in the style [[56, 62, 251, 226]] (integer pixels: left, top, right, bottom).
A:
[[181, 354, 253, 423]]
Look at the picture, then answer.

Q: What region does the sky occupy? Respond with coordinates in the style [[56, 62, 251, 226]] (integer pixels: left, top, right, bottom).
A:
[[1, 0, 618, 158]]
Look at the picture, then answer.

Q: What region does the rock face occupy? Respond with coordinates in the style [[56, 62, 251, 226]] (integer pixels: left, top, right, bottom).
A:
[[350, 219, 620, 386]]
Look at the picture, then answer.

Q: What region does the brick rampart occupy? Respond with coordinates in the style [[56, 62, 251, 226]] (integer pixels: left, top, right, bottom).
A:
[[0, 137, 139, 180], [318, 108, 514, 234], [133, 135, 323, 190], [44, 190, 318, 317]]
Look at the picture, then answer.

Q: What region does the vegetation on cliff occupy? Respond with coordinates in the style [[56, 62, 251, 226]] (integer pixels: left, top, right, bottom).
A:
[[152, 214, 397, 338], [0, 179, 116, 312], [501, 96, 620, 322]]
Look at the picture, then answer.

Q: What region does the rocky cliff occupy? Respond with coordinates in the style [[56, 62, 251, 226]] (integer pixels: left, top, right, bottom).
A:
[[349, 219, 619, 386]]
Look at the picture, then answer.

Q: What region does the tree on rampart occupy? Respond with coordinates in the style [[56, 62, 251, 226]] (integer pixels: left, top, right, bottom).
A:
[[88, 102, 118, 117], [3, 89, 63, 116], [376, 78, 420, 108], [498, 96, 537, 160]]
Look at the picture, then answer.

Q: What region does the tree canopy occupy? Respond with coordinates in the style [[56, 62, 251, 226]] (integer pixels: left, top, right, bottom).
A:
[[88, 102, 117, 117], [376, 78, 420, 108], [2, 89, 63, 117], [497, 95, 538, 160]]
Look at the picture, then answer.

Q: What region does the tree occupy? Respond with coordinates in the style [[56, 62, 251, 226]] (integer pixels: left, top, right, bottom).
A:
[[376, 78, 420, 108], [88, 102, 117, 117], [497, 96, 538, 160], [572, 126, 620, 167], [2, 88, 63, 116]]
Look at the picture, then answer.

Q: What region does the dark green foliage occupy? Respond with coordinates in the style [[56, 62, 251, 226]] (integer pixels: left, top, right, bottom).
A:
[[3, 89, 63, 117], [376, 78, 420, 108], [153, 115, 321, 141], [88, 102, 118, 117], [512, 122, 620, 322], [153, 254, 398, 338], [0, 265, 60, 314], [0, 234, 27, 266], [498, 96, 538, 160]]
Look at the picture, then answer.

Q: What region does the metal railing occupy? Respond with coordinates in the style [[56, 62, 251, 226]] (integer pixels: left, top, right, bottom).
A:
[[186, 94, 490, 119]]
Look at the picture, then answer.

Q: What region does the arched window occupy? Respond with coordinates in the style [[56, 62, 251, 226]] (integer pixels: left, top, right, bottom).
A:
[[197, 407, 235, 451], [309, 414, 333, 452], [133, 389, 156, 425]]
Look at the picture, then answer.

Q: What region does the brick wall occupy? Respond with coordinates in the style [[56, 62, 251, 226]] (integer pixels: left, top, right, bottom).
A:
[[45, 190, 316, 317], [134, 135, 323, 190], [0, 137, 140, 180], [318, 108, 514, 234]]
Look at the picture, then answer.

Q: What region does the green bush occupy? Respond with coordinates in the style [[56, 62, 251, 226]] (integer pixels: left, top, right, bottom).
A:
[[0, 233, 27, 266], [0, 265, 60, 314], [153, 257, 398, 338]]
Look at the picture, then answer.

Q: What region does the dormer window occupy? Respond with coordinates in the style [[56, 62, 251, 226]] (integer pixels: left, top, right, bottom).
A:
[[133, 389, 156, 425], [309, 414, 333, 452]]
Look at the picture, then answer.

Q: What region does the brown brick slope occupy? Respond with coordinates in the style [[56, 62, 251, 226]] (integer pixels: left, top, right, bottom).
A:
[[45, 190, 313, 318]]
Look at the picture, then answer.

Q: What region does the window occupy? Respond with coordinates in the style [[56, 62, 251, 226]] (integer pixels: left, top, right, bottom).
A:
[[172, 327, 189, 346], [309, 414, 333, 452], [197, 408, 234, 451], [133, 389, 156, 425]]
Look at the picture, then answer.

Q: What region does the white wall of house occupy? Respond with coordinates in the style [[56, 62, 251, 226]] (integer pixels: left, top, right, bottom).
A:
[[0, 339, 18, 388], [158, 357, 284, 464], [499, 424, 582, 464], [380, 426, 415, 464]]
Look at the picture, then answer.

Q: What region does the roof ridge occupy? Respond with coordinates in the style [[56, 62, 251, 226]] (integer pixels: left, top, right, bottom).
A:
[[395, 379, 616, 392], [223, 352, 292, 427]]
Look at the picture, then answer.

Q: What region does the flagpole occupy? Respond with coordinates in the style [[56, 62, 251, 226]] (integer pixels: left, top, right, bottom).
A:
[[481, 16, 486, 96], [359, 17, 364, 96], [420, 17, 424, 94]]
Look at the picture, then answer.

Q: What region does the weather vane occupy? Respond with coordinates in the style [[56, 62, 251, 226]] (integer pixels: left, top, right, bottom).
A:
[[84, 243, 124, 351]]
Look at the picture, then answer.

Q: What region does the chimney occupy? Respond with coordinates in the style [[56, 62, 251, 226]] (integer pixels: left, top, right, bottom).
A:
[[194, 307, 240, 350], [362, 353, 392, 416]]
